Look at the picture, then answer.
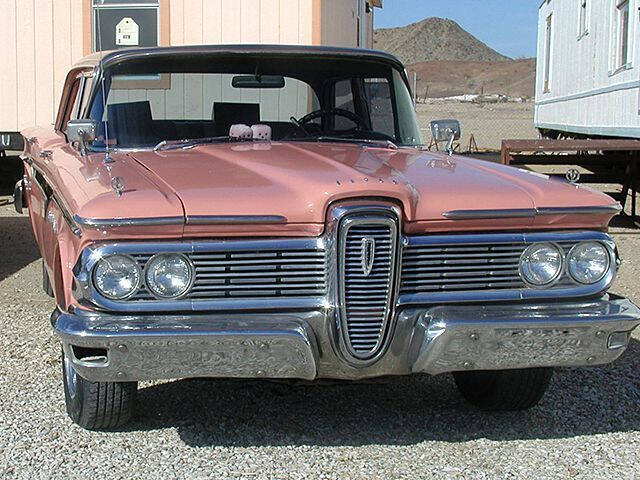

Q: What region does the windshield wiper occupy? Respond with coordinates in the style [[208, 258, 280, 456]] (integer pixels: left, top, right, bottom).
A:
[[289, 135, 398, 150], [153, 136, 231, 152]]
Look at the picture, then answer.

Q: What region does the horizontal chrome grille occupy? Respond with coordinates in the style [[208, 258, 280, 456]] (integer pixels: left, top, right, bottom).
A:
[[339, 215, 398, 360], [400, 238, 594, 296], [130, 248, 326, 301]]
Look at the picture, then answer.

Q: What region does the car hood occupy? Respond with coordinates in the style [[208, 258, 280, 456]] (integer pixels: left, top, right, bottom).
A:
[[127, 141, 618, 233]]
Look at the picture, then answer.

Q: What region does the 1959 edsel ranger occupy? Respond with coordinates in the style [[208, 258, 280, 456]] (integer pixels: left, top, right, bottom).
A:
[[16, 45, 640, 430]]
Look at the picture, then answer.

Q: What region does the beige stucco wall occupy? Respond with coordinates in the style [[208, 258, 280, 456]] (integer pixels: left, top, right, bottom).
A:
[[168, 0, 313, 46], [0, 0, 87, 132], [0, 0, 374, 132]]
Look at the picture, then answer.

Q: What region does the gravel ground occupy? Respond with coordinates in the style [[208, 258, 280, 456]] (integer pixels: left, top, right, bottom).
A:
[[0, 169, 639, 479]]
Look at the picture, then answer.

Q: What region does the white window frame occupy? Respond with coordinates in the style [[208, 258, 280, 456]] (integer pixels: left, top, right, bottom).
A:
[[610, 0, 633, 74], [578, 0, 589, 39], [543, 13, 553, 93]]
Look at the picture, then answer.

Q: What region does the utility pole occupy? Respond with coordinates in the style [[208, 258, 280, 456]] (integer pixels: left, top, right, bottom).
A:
[[413, 72, 418, 109]]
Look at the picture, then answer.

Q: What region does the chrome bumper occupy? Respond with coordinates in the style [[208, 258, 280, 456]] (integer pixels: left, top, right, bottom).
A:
[[53, 297, 640, 382]]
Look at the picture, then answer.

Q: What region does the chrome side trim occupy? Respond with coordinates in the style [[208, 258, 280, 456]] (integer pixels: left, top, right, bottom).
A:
[[536, 205, 623, 215], [74, 214, 288, 227], [185, 215, 287, 225], [442, 204, 622, 220], [73, 215, 185, 228], [52, 195, 83, 237]]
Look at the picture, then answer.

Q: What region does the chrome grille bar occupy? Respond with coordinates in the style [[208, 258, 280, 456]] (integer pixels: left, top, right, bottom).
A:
[[338, 214, 399, 360], [399, 232, 616, 304], [128, 245, 326, 301]]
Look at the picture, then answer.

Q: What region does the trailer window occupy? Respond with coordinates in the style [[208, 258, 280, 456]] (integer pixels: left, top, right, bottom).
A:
[[616, 0, 631, 69], [578, 0, 589, 38], [543, 14, 553, 93]]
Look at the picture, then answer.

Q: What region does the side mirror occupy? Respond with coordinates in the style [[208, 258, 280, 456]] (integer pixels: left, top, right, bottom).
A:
[[66, 119, 98, 155], [430, 119, 461, 155]]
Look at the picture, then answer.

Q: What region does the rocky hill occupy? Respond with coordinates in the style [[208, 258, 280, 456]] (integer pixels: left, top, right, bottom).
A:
[[373, 17, 509, 65], [374, 17, 535, 99]]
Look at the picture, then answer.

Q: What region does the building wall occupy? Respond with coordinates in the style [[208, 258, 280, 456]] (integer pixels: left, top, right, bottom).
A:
[[535, 0, 640, 138], [0, 0, 88, 132], [320, 0, 374, 48], [0, 0, 374, 132], [168, 0, 313, 46]]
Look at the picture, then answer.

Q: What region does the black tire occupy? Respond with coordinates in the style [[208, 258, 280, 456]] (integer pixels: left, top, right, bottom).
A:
[[453, 367, 553, 411], [62, 349, 137, 430], [42, 261, 54, 297]]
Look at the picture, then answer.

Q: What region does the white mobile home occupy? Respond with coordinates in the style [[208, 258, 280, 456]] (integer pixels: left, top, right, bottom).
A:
[[0, 0, 381, 150], [535, 0, 640, 139]]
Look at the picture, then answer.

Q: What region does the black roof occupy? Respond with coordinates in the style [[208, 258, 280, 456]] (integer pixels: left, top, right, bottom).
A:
[[74, 44, 406, 72]]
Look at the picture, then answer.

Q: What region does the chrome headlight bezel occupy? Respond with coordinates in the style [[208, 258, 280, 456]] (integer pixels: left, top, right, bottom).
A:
[[91, 254, 142, 300], [143, 253, 195, 299], [518, 242, 564, 288], [567, 241, 611, 285]]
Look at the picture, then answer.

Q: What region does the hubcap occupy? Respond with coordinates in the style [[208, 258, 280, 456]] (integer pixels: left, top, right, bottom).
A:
[[63, 353, 78, 400]]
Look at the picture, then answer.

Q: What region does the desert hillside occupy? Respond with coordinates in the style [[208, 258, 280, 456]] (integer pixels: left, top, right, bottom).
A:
[[408, 58, 536, 99], [374, 17, 535, 99], [373, 17, 509, 65]]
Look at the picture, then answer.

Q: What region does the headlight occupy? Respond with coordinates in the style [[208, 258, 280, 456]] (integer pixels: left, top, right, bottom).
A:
[[144, 253, 194, 299], [519, 243, 563, 287], [93, 255, 141, 300], [567, 242, 610, 284]]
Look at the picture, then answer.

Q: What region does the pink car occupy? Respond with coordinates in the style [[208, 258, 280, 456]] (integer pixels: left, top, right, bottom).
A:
[[16, 45, 639, 430]]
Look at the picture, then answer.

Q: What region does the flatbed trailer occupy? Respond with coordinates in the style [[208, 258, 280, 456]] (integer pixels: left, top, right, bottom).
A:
[[501, 139, 640, 225]]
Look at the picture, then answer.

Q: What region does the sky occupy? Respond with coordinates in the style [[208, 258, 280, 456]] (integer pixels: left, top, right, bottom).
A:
[[374, 0, 540, 59]]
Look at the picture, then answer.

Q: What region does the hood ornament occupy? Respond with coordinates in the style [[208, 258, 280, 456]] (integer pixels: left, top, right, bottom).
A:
[[111, 176, 124, 197], [360, 237, 376, 276], [566, 169, 581, 184]]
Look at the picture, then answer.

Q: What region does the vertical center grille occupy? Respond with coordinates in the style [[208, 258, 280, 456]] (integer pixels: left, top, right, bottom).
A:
[[338, 214, 398, 360]]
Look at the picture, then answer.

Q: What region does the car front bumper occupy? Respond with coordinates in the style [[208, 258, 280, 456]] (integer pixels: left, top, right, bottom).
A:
[[53, 297, 640, 383]]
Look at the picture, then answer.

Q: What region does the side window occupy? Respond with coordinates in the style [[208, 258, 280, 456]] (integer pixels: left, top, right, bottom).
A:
[[334, 79, 356, 129], [78, 76, 94, 118], [363, 78, 395, 138], [61, 78, 82, 132]]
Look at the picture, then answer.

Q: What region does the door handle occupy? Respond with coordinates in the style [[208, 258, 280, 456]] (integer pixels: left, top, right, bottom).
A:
[[39, 150, 52, 159]]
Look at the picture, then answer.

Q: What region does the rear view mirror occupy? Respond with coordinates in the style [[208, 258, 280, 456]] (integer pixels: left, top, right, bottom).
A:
[[430, 119, 461, 142], [66, 119, 98, 156], [232, 75, 285, 89], [430, 119, 461, 156]]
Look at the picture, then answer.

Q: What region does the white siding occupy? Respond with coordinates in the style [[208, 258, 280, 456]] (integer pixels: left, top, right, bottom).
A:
[[535, 0, 640, 138]]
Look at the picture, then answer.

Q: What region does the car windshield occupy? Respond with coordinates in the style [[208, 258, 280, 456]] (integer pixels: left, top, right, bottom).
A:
[[86, 53, 423, 149]]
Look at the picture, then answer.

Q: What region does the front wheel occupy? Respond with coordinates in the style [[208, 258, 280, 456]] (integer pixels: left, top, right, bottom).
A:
[[62, 350, 137, 429], [453, 367, 553, 411]]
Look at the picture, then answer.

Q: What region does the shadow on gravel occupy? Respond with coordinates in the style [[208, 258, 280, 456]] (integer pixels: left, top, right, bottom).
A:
[[0, 215, 40, 282], [132, 338, 640, 447]]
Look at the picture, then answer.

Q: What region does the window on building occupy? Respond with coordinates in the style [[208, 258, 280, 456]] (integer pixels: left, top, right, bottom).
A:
[[615, 0, 631, 68], [578, 0, 589, 37], [92, 0, 159, 52], [543, 14, 553, 93]]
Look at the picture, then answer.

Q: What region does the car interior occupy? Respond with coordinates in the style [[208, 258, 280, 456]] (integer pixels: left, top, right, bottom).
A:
[[88, 53, 406, 148]]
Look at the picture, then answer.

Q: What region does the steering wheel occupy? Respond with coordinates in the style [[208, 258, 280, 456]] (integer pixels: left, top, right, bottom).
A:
[[291, 108, 368, 135]]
